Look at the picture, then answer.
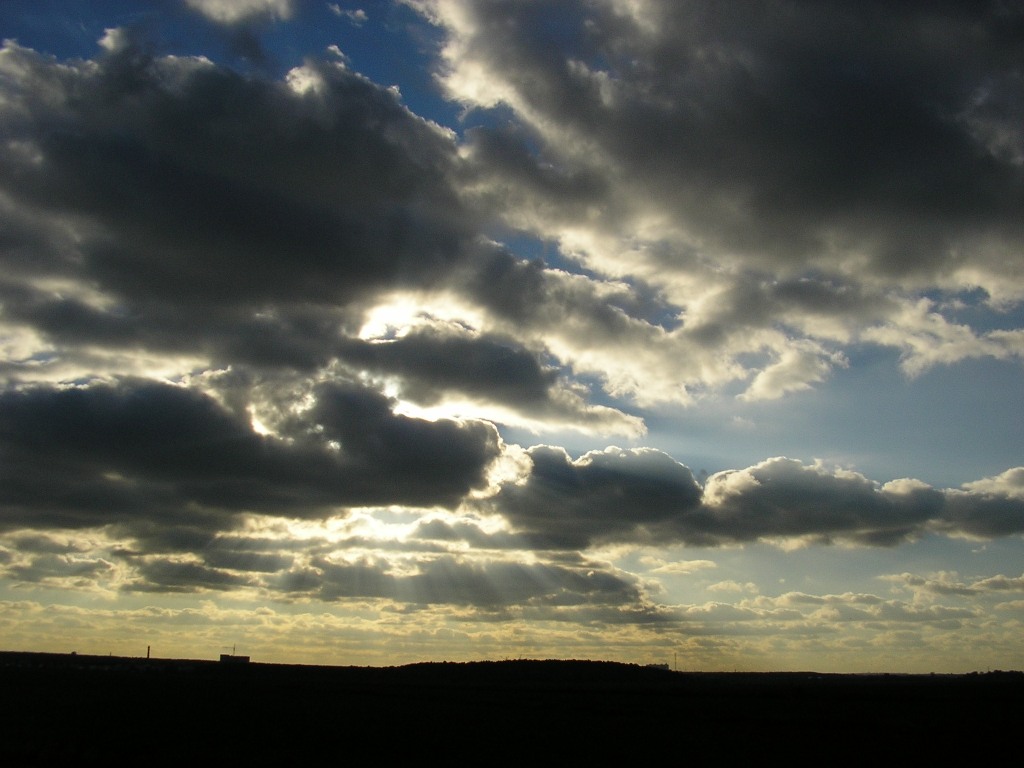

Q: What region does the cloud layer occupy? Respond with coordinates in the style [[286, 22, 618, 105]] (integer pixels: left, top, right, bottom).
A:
[[0, 1, 1022, 670]]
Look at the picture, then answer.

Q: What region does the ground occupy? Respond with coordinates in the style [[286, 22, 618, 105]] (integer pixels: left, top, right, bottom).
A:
[[1, 652, 1019, 764]]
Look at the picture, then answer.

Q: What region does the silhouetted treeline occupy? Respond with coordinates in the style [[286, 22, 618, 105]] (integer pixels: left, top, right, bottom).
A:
[[1, 652, 1020, 764]]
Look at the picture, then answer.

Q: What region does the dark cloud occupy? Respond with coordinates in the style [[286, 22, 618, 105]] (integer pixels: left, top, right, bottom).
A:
[[435, 0, 1024, 286], [0, 30, 670, 418], [201, 549, 295, 573], [339, 328, 558, 407], [482, 445, 704, 549], [936, 490, 1024, 538], [460, 121, 609, 223], [306, 380, 502, 497], [0, 35, 475, 369], [461, 248, 666, 333], [0, 378, 501, 535], [125, 558, 255, 593], [483, 451, 1024, 548], [10, 533, 89, 555], [4, 553, 115, 585], [697, 458, 945, 546]]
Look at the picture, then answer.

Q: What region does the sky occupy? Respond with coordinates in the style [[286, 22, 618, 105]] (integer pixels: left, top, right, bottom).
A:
[[0, 0, 1022, 673]]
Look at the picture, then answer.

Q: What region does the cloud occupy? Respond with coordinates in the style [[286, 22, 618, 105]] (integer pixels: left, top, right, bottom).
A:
[[960, 467, 1024, 499], [0, 36, 474, 377], [937, 487, 1024, 539], [186, 0, 295, 24], [479, 445, 705, 548], [739, 340, 848, 402], [292, 553, 646, 609], [0, 3, 1022, 626], [8, 14, 1016, 438], [698, 458, 943, 546], [341, 329, 559, 408], [880, 571, 980, 598], [328, 5, 368, 26], [483, 453, 1024, 549], [644, 558, 717, 575], [125, 558, 256, 592], [0, 32, 677, 423], [0, 378, 501, 540], [5, 553, 116, 588], [414, 0, 1024, 390], [338, 327, 643, 435], [708, 580, 758, 594]]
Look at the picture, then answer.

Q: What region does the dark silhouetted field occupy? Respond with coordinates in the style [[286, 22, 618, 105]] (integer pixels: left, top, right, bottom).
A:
[[1, 651, 1020, 764]]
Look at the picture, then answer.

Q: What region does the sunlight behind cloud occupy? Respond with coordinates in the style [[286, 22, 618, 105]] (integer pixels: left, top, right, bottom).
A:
[[358, 291, 487, 341]]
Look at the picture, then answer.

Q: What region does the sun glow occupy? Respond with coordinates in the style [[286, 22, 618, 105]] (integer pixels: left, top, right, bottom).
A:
[[266, 507, 439, 547], [391, 395, 498, 423], [358, 291, 488, 341], [248, 405, 273, 436]]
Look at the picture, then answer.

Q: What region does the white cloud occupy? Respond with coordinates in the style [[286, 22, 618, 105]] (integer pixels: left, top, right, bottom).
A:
[[708, 580, 758, 594], [961, 468, 1024, 500], [739, 341, 847, 402], [185, 0, 295, 24], [328, 4, 368, 25], [644, 558, 717, 575], [97, 27, 129, 52]]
